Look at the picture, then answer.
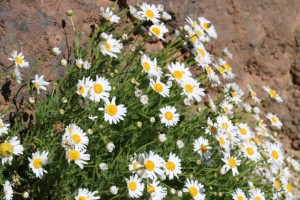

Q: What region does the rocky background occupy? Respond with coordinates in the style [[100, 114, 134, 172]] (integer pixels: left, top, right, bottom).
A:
[[0, 0, 299, 149]]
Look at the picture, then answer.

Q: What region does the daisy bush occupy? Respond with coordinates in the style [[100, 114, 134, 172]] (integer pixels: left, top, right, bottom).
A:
[[0, 2, 298, 200]]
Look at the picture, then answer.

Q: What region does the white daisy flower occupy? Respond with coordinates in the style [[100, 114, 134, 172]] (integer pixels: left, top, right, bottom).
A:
[[232, 188, 247, 200], [147, 180, 167, 200], [142, 151, 164, 180], [75, 58, 84, 68], [186, 16, 198, 28], [163, 153, 182, 180], [263, 85, 283, 103], [66, 147, 90, 169], [247, 84, 261, 104], [150, 78, 170, 97], [129, 5, 144, 20], [149, 23, 168, 40], [28, 151, 48, 178], [0, 118, 9, 136], [167, 62, 192, 82], [110, 186, 119, 195], [75, 188, 100, 200], [63, 124, 89, 151], [99, 7, 120, 23], [141, 54, 162, 78], [99, 33, 123, 58], [198, 17, 217, 38], [266, 142, 284, 166], [31, 74, 49, 94], [220, 100, 233, 115], [183, 179, 205, 200], [266, 113, 282, 129], [76, 76, 94, 98], [282, 180, 293, 199], [126, 174, 145, 198], [193, 137, 212, 161], [89, 76, 111, 102], [98, 97, 127, 124], [204, 118, 218, 135], [8, 50, 29, 68], [193, 42, 212, 67], [221, 153, 241, 176], [224, 83, 244, 104], [216, 115, 236, 134], [215, 132, 230, 150], [0, 136, 24, 165], [180, 77, 205, 102], [241, 142, 261, 162], [2, 181, 13, 200], [138, 3, 160, 24], [159, 106, 180, 128], [249, 188, 265, 200], [205, 65, 220, 84], [236, 123, 253, 141], [218, 58, 235, 79]]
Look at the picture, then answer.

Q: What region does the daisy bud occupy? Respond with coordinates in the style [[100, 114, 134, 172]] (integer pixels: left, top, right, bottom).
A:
[[110, 72, 114, 77], [60, 59, 68, 67], [122, 34, 128, 40], [159, 174, 166, 181], [29, 97, 35, 104], [87, 129, 93, 134], [183, 25, 190, 31], [177, 190, 183, 197], [114, 69, 118, 73], [131, 78, 137, 84], [183, 98, 191, 106], [66, 10, 73, 16], [110, 186, 118, 195], [51, 47, 61, 55], [60, 109, 65, 115], [106, 142, 115, 152], [166, 80, 173, 87], [220, 165, 227, 175], [22, 191, 29, 199], [61, 97, 68, 103], [253, 107, 260, 114], [176, 140, 184, 149], [218, 192, 223, 197], [175, 30, 181, 36], [131, 47, 136, 52], [75, 59, 84, 68], [83, 60, 91, 70], [158, 4, 164, 12], [136, 121, 142, 128], [150, 117, 155, 123], [158, 133, 167, 142], [170, 188, 176, 194], [99, 163, 108, 171], [162, 11, 172, 21], [196, 160, 201, 165]]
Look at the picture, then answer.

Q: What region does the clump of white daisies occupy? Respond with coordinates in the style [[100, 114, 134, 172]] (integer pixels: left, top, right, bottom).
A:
[[0, 2, 297, 200]]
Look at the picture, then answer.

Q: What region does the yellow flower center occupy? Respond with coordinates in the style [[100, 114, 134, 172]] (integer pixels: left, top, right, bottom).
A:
[[224, 106, 229, 112], [145, 9, 154, 19], [246, 147, 254, 155], [196, 30, 202, 37], [239, 128, 247, 135], [34, 83, 40, 89], [78, 196, 86, 200], [128, 181, 137, 191], [68, 150, 80, 161], [286, 182, 292, 193], [0, 142, 13, 157], [231, 91, 237, 97], [269, 89, 278, 98], [190, 34, 197, 43], [206, 66, 212, 75], [219, 137, 225, 145], [218, 66, 225, 74], [197, 49, 205, 57], [274, 180, 281, 190], [224, 63, 231, 71], [105, 42, 111, 51], [145, 160, 155, 171], [164, 111, 174, 121], [165, 161, 176, 171], [203, 22, 209, 30], [142, 62, 151, 71], [0, 123, 3, 129], [147, 185, 155, 193], [71, 134, 81, 144], [33, 158, 43, 169], [200, 144, 208, 153], [151, 27, 161, 36], [153, 83, 163, 93], [173, 70, 183, 80], [189, 186, 198, 197], [271, 150, 279, 160], [253, 137, 262, 145], [133, 161, 141, 170], [221, 122, 229, 130], [15, 56, 23, 65], [105, 104, 118, 116], [251, 91, 257, 98], [185, 84, 194, 93], [237, 196, 244, 200], [228, 157, 236, 168], [94, 83, 103, 94], [78, 87, 85, 94], [271, 117, 277, 124], [255, 197, 261, 200]]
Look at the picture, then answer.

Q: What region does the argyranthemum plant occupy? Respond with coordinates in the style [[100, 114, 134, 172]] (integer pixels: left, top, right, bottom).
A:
[[0, 2, 297, 200]]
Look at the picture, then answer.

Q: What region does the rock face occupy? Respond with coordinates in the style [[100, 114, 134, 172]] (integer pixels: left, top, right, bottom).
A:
[[0, 0, 300, 148]]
